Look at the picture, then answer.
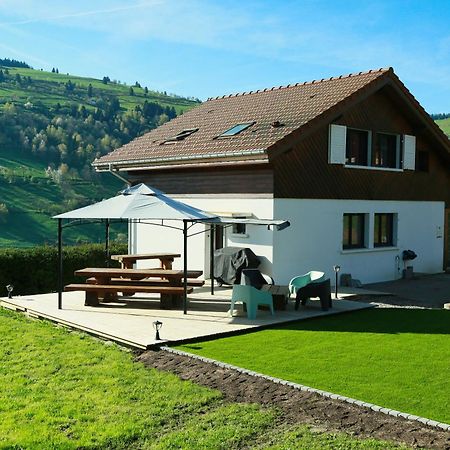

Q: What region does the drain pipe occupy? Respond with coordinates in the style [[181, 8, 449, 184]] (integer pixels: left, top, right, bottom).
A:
[[108, 164, 131, 186]]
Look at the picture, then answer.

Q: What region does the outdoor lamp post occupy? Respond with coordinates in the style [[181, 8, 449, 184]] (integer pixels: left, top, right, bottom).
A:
[[6, 284, 13, 299], [153, 320, 163, 340], [332, 265, 341, 299]]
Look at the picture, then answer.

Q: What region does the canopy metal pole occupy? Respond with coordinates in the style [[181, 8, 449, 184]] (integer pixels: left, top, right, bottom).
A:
[[183, 220, 188, 315], [57, 218, 63, 310], [210, 224, 215, 295], [105, 219, 110, 267]]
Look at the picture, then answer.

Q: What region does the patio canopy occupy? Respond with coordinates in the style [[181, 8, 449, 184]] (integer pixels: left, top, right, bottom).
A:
[[53, 183, 290, 314], [54, 183, 216, 221]]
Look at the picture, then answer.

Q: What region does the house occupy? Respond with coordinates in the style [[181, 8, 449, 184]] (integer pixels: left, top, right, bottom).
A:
[[93, 68, 450, 284]]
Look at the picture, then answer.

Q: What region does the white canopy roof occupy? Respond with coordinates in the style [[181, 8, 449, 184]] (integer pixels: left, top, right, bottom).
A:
[[54, 183, 216, 221], [54, 183, 290, 230]]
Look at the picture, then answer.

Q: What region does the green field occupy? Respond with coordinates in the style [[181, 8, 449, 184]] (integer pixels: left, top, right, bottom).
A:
[[2, 67, 196, 114], [177, 308, 450, 425], [436, 117, 450, 136], [0, 307, 405, 449], [0, 147, 127, 247]]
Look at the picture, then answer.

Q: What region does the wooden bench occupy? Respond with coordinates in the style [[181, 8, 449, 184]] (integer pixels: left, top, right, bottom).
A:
[[64, 283, 193, 309], [85, 277, 205, 288]]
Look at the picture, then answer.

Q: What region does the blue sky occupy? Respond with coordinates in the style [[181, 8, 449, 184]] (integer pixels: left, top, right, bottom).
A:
[[0, 0, 449, 112]]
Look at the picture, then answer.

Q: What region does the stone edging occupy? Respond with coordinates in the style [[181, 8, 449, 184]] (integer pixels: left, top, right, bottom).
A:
[[161, 346, 450, 432]]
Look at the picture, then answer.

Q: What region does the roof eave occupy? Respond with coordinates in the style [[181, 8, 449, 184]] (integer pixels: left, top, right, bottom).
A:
[[93, 149, 269, 172]]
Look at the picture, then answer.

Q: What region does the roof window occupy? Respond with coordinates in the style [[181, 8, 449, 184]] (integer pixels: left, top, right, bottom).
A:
[[216, 122, 255, 138], [163, 128, 198, 143]]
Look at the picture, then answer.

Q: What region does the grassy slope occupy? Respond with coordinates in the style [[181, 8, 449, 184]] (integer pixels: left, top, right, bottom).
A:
[[177, 308, 450, 424], [0, 67, 198, 247], [436, 117, 450, 136], [0, 307, 405, 449], [3, 67, 196, 113], [0, 147, 128, 247]]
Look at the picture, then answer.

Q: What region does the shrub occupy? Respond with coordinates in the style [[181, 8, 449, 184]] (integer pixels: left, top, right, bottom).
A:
[[0, 243, 127, 296]]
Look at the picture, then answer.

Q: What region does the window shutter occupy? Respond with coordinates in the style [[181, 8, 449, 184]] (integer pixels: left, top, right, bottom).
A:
[[403, 135, 416, 170], [328, 124, 346, 164]]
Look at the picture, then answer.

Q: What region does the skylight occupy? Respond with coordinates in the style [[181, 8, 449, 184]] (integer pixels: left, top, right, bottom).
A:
[[216, 122, 255, 138], [164, 128, 198, 143]]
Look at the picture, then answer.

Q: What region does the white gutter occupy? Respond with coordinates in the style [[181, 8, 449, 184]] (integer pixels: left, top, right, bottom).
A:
[[93, 148, 267, 172]]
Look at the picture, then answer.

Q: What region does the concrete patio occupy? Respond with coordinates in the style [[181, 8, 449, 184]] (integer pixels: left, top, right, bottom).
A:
[[0, 285, 373, 349]]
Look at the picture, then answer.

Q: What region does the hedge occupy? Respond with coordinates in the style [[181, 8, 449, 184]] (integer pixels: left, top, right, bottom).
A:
[[0, 243, 127, 297]]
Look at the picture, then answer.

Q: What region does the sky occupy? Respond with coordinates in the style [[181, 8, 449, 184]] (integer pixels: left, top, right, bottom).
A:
[[0, 0, 449, 113]]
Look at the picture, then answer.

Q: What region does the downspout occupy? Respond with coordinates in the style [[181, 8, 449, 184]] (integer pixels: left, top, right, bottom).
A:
[[107, 163, 131, 186]]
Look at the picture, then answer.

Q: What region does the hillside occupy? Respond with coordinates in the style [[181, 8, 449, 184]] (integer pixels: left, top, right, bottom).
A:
[[0, 63, 199, 247], [436, 118, 450, 136]]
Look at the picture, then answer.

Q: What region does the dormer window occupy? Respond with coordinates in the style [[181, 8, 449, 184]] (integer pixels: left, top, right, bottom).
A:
[[163, 128, 198, 144], [216, 122, 255, 138]]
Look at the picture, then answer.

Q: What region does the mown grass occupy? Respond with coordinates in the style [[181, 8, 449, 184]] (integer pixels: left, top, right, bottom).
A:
[[0, 307, 407, 449], [177, 308, 450, 425]]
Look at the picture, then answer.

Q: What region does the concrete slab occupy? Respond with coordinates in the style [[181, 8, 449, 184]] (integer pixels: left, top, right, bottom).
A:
[[0, 286, 373, 349]]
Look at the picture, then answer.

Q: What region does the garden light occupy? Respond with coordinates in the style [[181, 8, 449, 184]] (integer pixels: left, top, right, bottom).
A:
[[153, 320, 163, 340], [332, 265, 340, 299]]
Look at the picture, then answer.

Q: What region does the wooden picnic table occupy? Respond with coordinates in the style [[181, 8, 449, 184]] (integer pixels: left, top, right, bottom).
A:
[[70, 267, 203, 308], [110, 253, 181, 269], [75, 267, 202, 285]]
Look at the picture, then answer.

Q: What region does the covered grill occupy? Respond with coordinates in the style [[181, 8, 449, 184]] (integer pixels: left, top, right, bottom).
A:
[[213, 247, 260, 285]]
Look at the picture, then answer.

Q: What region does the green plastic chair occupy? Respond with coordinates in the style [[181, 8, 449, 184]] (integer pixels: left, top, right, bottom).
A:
[[289, 271, 325, 295], [229, 284, 274, 320]]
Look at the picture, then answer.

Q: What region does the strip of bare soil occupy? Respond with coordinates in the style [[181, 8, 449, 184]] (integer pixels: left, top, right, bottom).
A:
[[138, 348, 450, 450]]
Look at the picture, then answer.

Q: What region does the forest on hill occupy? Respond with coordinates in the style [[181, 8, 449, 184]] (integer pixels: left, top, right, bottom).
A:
[[0, 60, 199, 247]]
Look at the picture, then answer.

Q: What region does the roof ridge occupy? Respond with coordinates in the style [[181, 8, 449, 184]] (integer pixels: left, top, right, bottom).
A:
[[206, 67, 393, 101]]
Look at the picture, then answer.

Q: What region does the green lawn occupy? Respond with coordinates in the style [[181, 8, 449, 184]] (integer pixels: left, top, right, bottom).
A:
[[177, 308, 450, 425], [0, 307, 406, 449]]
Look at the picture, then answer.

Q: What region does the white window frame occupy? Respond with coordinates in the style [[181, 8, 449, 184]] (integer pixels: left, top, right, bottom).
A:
[[329, 123, 415, 173]]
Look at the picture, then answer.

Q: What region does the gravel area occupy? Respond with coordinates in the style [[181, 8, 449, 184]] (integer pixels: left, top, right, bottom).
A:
[[138, 348, 450, 450]]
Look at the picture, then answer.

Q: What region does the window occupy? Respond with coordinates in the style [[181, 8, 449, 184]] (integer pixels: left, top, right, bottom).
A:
[[231, 215, 247, 236], [216, 122, 254, 138], [163, 128, 198, 143], [374, 213, 394, 247], [373, 133, 400, 168], [345, 129, 369, 166], [417, 150, 429, 172], [329, 124, 416, 171], [343, 213, 365, 249], [232, 222, 246, 235]]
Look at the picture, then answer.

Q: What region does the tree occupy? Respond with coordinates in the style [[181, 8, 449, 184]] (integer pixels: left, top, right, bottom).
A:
[[102, 76, 110, 84], [87, 83, 93, 97], [0, 70, 4, 82], [65, 80, 74, 92], [135, 81, 141, 88], [129, 87, 135, 96], [52, 68, 55, 73]]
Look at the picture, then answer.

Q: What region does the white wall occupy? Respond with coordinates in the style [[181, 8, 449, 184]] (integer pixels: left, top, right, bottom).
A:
[[133, 195, 274, 277], [273, 199, 445, 285], [132, 196, 444, 285]]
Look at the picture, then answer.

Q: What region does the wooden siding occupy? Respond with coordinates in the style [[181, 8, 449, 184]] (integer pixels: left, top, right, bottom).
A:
[[128, 164, 273, 195], [271, 87, 450, 205]]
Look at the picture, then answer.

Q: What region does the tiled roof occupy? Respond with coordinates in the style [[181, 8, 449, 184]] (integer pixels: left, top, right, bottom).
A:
[[94, 68, 391, 169]]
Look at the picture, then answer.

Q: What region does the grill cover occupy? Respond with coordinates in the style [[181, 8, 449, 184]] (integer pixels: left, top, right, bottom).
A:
[[213, 247, 260, 285]]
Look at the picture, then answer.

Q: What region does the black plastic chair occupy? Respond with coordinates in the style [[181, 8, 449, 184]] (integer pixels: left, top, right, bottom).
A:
[[295, 278, 332, 311]]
